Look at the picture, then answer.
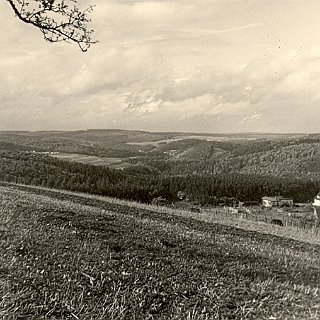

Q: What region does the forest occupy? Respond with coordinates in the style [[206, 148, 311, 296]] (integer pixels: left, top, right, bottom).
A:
[[1, 147, 319, 205]]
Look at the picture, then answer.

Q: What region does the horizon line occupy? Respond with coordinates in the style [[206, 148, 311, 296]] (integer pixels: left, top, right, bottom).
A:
[[0, 128, 315, 136]]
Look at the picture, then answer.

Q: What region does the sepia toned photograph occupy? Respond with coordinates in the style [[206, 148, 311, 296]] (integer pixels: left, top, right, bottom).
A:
[[1, 0, 320, 319]]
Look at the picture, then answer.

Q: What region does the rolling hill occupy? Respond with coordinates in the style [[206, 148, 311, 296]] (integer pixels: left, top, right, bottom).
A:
[[1, 129, 320, 181], [2, 129, 320, 205], [1, 183, 320, 319]]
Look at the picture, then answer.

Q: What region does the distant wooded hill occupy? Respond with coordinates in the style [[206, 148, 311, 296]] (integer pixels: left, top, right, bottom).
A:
[[1, 130, 320, 204], [167, 140, 320, 180]]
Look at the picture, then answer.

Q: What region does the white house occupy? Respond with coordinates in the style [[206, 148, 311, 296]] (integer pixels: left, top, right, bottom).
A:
[[262, 196, 293, 208]]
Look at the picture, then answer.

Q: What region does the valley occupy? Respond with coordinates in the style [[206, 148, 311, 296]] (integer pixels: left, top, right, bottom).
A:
[[1, 129, 320, 205], [1, 129, 320, 319]]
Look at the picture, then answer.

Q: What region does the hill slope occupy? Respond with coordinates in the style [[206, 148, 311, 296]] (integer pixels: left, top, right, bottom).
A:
[[169, 140, 320, 180], [2, 130, 320, 181], [1, 184, 320, 319]]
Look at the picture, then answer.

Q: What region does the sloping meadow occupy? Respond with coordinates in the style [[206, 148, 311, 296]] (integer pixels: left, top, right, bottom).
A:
[[1, 184, 320, 319]]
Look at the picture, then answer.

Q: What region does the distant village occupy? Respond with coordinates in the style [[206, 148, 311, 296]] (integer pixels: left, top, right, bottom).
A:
[[227, 194, 320, 221], [261, 194, 320, 218], [153, 191, 320, 220]]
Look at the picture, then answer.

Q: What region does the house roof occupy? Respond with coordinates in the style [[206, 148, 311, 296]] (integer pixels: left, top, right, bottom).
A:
[[262, 197, 279, 201], [262, 196, 293, 201]]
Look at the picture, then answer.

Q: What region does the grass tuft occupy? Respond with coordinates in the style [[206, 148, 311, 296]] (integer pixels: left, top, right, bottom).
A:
[[1, 183, 320, 319]]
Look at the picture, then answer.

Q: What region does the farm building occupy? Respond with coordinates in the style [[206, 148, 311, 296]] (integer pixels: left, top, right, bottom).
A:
[[262, 196, 293, 208]]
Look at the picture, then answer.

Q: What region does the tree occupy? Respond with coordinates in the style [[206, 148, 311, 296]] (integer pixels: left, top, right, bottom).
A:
[[6, 0, 96, 51]]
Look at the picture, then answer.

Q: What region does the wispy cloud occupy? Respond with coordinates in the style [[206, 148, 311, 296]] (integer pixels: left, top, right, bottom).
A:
[[183, 23, 264, 35]]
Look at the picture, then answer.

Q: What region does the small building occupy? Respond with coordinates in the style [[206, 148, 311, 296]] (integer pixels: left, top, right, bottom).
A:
[[262, 196, 293, 208]]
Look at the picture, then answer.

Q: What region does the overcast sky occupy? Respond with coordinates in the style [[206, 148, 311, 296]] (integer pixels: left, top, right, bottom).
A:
[[1, 0, 320, 133]]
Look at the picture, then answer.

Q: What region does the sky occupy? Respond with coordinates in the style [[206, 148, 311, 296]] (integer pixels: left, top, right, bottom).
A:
[[1, 0, 320, 133]]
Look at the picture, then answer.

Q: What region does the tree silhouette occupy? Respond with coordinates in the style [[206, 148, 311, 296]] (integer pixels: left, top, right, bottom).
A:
[[6, 0, 96, 51]]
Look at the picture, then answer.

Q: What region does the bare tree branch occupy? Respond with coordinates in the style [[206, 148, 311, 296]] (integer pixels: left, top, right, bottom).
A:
[[6, 0, 96, 51]]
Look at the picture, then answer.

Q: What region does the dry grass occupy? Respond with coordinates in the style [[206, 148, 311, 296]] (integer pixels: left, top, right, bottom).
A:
[[1, 183, 320, 319], [13, 183, 320, 246]]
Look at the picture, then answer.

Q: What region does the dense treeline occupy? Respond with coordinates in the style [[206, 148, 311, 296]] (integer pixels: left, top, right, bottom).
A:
[[1, 150, 319, 205], [0, 150, 152, 202], [152, 174, 320, 204], [169, 142, 320, 180]]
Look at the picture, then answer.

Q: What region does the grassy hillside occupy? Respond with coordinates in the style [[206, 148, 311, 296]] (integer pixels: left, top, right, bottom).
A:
[[1, 183, 320, 319]]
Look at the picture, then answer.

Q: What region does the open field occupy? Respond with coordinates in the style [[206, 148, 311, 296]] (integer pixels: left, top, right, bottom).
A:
[[50, 153, 133, 170], [1, 183, 320, 319], [124, 134, 269, 147]]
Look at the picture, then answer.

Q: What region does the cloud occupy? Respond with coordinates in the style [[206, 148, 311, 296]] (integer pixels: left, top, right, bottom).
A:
[[52, 46, 169, 97], [2, 0, 320, 132], [183, 23, 264, 35], [120, 46, 320, 132]]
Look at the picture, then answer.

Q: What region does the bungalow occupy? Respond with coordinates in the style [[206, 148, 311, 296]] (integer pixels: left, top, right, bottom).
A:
[[262, 196, 293, 208]]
